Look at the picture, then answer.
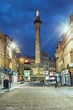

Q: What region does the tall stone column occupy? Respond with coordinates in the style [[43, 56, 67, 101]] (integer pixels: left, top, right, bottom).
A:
[[31, 11, 44, 81], [34, 10, 42, 64]]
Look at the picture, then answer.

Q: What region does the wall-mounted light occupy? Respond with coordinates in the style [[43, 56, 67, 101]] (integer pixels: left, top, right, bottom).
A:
[[11, 42, 16, 48]]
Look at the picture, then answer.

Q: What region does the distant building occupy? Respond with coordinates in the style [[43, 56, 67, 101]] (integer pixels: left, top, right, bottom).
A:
[[41, 51, 49, 75], [49, 57, 56, 80], [16, 56, 35, 81], [41, 51, 56, 80], [49, 58, 56, 73]]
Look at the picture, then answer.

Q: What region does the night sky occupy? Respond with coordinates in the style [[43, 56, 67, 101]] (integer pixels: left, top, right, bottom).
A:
[[0, 0, 73, 57]]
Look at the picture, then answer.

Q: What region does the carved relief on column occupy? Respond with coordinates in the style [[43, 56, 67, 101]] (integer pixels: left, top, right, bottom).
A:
[[35, 24, 40, 63]]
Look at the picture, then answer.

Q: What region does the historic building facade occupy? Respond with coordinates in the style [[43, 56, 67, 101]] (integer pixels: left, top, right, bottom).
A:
[[55, 13, 73, 86], [41, 51, 56, 80], [49, 58, 56, 80], [0, 32, 21, 84], [41, 51, 49, 72], [0, 32, 20, 73], [0, 32, 6, 68], [16, 56, 35, 81]]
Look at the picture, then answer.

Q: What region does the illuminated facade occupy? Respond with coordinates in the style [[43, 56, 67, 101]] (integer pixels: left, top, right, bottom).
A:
[[0, 32, 19, 72], [16, 56, 34, 81], [55, 13, 73, 86], [0, 32, 6, 68]]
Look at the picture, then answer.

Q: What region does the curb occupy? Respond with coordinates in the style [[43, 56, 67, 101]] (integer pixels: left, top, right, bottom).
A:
[[0, 83, 21, 93]]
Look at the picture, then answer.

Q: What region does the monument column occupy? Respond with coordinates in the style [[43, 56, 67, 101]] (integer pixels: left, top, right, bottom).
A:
[[34, 10, 42, 64], [31, 10, 44, 81]]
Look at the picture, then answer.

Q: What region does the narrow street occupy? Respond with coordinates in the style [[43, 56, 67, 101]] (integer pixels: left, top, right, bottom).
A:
[[0, 81, 73, 110]]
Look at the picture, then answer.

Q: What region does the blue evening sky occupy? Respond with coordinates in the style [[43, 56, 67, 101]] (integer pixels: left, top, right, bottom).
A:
[[0, 0, 73, 57]]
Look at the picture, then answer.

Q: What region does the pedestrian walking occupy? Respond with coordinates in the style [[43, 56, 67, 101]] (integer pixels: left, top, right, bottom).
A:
[[3, 76, 9, 91]]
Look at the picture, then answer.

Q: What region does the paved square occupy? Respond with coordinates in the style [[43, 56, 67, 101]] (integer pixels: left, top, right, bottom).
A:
[[0, 82, 73, 110]]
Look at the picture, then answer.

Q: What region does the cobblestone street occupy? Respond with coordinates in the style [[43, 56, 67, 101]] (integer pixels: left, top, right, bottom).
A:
[[0, 82, 73, 110]]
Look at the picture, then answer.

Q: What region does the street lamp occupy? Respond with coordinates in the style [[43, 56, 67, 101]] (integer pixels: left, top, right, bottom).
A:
[[11, 42, 16, 48], [61, 23, 69, 33], [20, 58, 24, 63], [57, 22, 69, 36]]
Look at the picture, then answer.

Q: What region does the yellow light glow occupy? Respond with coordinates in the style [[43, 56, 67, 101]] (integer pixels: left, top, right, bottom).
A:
[[20, 58, 24, 62]]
